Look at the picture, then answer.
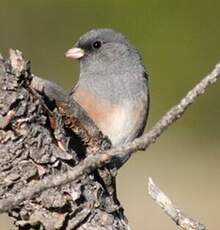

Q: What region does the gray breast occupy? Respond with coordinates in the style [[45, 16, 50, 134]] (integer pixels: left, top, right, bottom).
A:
[[80, 70, 148, 105]]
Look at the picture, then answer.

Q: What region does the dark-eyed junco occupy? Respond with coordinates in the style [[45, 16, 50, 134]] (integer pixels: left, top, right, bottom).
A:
[[66, 28, 149, 167]]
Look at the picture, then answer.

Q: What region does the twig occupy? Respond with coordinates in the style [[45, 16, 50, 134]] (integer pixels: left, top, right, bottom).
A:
[[106, 63, 220, 158], [148, 177, 205, 230], [0, 63, 220, 213]]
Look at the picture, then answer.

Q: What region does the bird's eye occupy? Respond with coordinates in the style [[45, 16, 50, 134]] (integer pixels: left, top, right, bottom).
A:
[[92, 41, 102, 49]]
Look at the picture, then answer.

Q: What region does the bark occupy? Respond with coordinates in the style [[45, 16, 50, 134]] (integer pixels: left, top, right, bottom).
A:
[[0, 50, 127, 230]]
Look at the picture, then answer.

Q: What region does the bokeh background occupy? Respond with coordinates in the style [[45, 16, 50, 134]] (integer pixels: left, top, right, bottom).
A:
[[0, 0, 220, 229]]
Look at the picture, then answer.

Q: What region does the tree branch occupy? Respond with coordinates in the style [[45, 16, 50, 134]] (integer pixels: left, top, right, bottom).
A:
[[0, 58, 219, 218], [148, 177, 205, 230]]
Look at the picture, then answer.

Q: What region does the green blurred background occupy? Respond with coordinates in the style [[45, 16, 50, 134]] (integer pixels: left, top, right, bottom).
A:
[[0, 0, 220, 229]]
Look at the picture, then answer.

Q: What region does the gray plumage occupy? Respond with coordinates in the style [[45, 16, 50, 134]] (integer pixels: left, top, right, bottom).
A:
[[69, 28, 149, 166], [75, 29, 148, 103]]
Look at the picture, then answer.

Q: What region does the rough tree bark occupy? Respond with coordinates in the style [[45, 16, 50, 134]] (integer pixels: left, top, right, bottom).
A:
[[0, 50, 127, 229]]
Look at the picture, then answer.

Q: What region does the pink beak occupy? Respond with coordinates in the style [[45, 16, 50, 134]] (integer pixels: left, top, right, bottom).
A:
[[65, 47, 85, 60]]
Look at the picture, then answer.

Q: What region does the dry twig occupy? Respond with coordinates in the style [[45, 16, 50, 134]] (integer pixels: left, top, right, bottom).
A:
[[148, 178, 205, 230]]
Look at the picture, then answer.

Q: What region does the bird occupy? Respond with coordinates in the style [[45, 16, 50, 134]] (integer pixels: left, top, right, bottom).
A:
[[65, 28, 149, 168]]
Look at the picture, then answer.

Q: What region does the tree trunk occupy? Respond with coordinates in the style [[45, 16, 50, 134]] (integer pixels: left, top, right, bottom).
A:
[[0, 50, 128, 230]]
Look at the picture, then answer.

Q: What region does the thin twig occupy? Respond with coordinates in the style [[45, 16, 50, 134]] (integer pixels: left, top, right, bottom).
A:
[[148, 177, 205, 230], [0, 63, 220, 213]]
